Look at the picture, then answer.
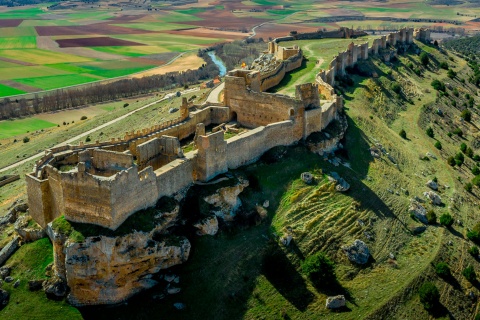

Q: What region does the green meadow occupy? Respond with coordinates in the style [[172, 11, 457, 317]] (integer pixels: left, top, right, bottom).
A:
[[0, 118, 56, 138]]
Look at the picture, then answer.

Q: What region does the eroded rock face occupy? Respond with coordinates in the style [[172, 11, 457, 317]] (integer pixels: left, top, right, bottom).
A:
[[204, 178, 249, 221], [424, 191, 442, 205], [326, 295, 346, 309], [46, 224, 191, 306], [343, 239, 370, 265], [194, 216, 218, 236], [14, 215, 45, 243], [409, 201, 428, 224]]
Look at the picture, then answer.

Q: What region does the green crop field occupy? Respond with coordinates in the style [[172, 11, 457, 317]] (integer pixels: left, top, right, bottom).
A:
[[14, 74, 99, 90], [0, 36, 36, 49], [0, 118, 56, 138], [0, 83, 25, 96]]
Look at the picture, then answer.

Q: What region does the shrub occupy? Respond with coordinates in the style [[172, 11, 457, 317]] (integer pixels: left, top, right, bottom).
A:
[[467, 231, 480, 243], [453, 88, 459, 97], [63, 121, 66, 125], [23, 137, 30, 143], [463, 266, 476, 282], [461, 109, 472, 122], [469, 246, 479, 257], [455, 152, 464, 166], [440, 61, 449, 70], [85, 136, 91, 143], [434, 141, 442, 150], [419, 282, 439, 310], [447, 132, 453, 138], [431, 79, 445, 91], [474, 155, 480, 162], [426, 210, 437, 224], [426, 127, 434, 138], [123, 103, 129, 108], [301, 252, 336, 286], [440, 213, 454, 227], [466, 147, 474, 158], [399, 129, 407, 139], [447, 68, 457, 79], [453, 128, 463, 137], [472, 166, 480, 176], [474, 175, 480, 187], [391, 82, 401, 94], [465, 183, 473, 193], [435, 262, 450, 277], [80, 115, 87, 120], [420, 52, 430, 66], [460, 143, 467, 153], [447, 156, 456, 166]]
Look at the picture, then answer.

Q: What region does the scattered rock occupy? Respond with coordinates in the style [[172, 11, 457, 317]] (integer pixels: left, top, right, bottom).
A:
[[0, 237, 20, 266], [263, 200, 269, 208], [412, 226, 427, 235], [168, 107, 178, 114], [14, 215, 46, 243], [43, 277, 68, 299], [13, 280, 20, 288], [256, 206, 268, 220], [328, 172, 350, 192], [0, 266, 11, 280], [369, 147, 382, 159], [0, 289, 9, 309], [167, 287, 181, 295], [424, 191, 442, 205], [426, 152, 437, 160], [28, 280, 44, 291], [281, 234, 292, 247], [173, 302, 186, 310], [193, 216, 218, 236], [426, 180, 438, 191], [153, 294, 165, 300], [173, 276, 180, 284], [204, 178, 249, 221], [389, 252, 395, 260], [4, 277, 13, 283], [164, 274, 176, 283], [301, 172, 314, 184], [408, 201, 428, 224], [343, 240, 370, 265], [326, 295, 346, 309]]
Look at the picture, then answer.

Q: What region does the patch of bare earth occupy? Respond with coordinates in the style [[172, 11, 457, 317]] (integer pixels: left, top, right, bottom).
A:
[[0, 80, 40, 93], [56, 37, 145, 48], [131, 53, 204, 78], [167, 27, 247, 40]]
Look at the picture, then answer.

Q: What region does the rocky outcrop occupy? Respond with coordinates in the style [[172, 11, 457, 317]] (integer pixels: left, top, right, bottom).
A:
[[424, 191, 442, 205], [326, 295, 346, 309], [0, 237, 20, 266], [46, 224, 191, 306], [426, 180, 438, 191], [301, 172, 314, 184], [343, 239, 370, 265], [0, 289, 9, 310], [204, 177, 249, 221], [14, 215, 46, 243], [194, 216, 218, 236], [408, 201, 428, 224], [0, 201, 28, 226], [328, 172, 350, 192]]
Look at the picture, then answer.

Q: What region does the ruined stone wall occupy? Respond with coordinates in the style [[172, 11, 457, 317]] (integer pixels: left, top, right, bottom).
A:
[[321, 101, 339, 131], [91, 149, 133, 172], [136, 136, 182, 170], [25, 175, 53, 228], [155, 155, 195, 198], [195, 131, 228, 182], [304, 108, 324, 137], [259, 52, 303, 92]]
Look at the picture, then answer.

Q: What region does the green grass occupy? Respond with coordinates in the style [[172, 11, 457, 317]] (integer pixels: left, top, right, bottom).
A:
[[0, 7, 44, 19], [160, 11, 203, 23], [91, 45, 168, 57], [0, 66, 69, 81], [0, 83, 25, 97], [86, 66, 154, 78], [0, 118, 56, 138], [0, 27, 37, 38], [0, 36, 36, 49], [113, 22, 198, 32], [177, 8, 207, 15], [0, 238, 82, 319], [14, 74, 98, 90]]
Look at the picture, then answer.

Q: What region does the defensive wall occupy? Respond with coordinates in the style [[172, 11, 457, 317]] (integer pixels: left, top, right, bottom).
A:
[[26, 27, 430, 231]]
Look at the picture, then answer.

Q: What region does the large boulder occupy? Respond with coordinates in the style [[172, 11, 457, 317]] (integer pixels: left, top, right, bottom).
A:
[[343, 240, 370, 265], [408, 201, 428, 224], [0, 237, 20, 266], [194, 216, 218, 236], [426, 180, 438, 191], [424, 191, 442, 205], [43, 276, 68, 299], [204, 178, 249, 221], [301, 172, 314, 184], [0, 289, 9, 310], [326, 295, 346, 309], [328, 172, 350, 192]]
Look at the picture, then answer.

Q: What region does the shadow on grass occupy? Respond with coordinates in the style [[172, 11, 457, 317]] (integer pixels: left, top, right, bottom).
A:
[[428, 302, 451, 319]]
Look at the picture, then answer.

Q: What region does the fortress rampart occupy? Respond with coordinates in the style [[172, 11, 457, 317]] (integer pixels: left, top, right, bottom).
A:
[[26, 27, 428, 231]]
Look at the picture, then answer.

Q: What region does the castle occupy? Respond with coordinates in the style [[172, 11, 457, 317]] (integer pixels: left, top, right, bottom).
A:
[[26, 27, 430, 231]]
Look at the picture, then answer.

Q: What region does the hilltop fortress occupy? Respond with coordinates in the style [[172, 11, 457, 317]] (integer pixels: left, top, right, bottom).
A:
[[26, 27, 431, 231]]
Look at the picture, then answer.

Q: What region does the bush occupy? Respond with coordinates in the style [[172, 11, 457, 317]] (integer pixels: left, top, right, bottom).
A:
[[447, 156, 456, 166], [420, 52, 430, 66], [440, 213, 454, 227], [453, 88, 459, 97], [440, 61, 449, 70], [455, 152, 465, 166], [461, 109, 472, 122], [426, 127, 434, 138], [472, 166, 480, 176], [426, 210, 437, 224], [447, 68, 457, 79], [431, 79, 445, 91], [301, 252, 336, 286], [474, 175, 480, 187], [80, 115, 87, 120], [435, 262, 450, 277], [469, 246, 479, 257], [85, 136, 91, 143], [391, 82, 402, 94], [460, 143, 467, 153], [434, 141, 442, 150], [474, 155, 480, 162], [419, 282, 439, 310], [23, 137, 30, 143], [399, 129, 407, 139], [453, 128, 463, 137], [465, 183, 473, 193], [123, 103, 129, 108], [467, 231, 480, 243], [466, 147, 474, 158], [463, 266, 476, 282]]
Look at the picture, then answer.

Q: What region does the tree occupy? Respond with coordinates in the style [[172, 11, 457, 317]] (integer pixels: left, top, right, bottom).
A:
[[455, 152, 464, 166], [431, 79, 445, 91], [447, 68, 457, 79], [466, 147, 474, 158], [419, 282, 439, 310], [465, 183, 473, 193], [434, 141, 442, 150], [469, 246, 479, 257], [80, 115, 87, 120], [447, 156, 456, 166], [463, 265, 476, 282], [399, 129, 407, 139], [440, 213, 454, 227], [420, 52, 430, 66], [23, 137, 30, 143], [472, 166, 480, 176], [302, 252, 336, 286], [440, 61, 449, 70], [426, 127, 434, 138], [435, 262, 450, 277], [461, 110, 472, 122], [391, 82, 401, 94], [427, 210, 437, 224], [460, 143, 467, 153]]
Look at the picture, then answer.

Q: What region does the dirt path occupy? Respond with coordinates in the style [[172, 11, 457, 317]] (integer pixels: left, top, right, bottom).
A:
[[0, 87, 199, 173], [206, 82, 224, 104]]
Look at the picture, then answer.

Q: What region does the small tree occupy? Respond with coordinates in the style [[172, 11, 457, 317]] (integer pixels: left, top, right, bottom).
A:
[[447, 69, 457, 79], [465, 183, 473, 193], [123, 103, 129, 108], [419, 282, 439, 310], [420, 52, 430, 66], [85, 136, 91, 143], [427, 210, 437, 224], [391, 82, 401, 94], [461, 110, 472, 122], [472, 166, 480, 176], [447, 156, 456, 166], [466, 147, 474, 158], [23, 137, 30, 143], [435, 262, 450, 277], [440, 61, 449, 70], [80, 115, 87, 120], [399, 129, 407, 139], [431, 79, 445, 91], [460, 143, 467, 153], [453, 127, 463, 137], [302, 252, 336, 286], [455, 152, 464, 166], [440, 213, 454, 227], [434, 141, 442, 150], [463, 265, 476, 282], [469, 246, 479, 257], [426, 127, 434, 138]]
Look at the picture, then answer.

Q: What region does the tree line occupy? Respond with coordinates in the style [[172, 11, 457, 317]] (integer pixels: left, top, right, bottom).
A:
[[0, 52, 219, 120]]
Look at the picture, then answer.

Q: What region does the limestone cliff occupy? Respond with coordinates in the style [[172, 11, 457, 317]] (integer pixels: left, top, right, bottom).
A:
[[204, 177, 249, 221], [47, 223, 190, 306]]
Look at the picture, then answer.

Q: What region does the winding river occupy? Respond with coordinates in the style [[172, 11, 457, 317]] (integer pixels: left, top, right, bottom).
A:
[[207, 51, 227, 76]]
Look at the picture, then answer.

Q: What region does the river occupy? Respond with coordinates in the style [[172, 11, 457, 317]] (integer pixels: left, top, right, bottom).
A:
[[207, 51, 227, 76]]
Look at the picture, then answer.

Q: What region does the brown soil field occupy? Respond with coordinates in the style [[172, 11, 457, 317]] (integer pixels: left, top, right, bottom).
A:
[[253, 23, 321, 39], [34, 104, 109, 125], [131, 53, 204, 78], [0, 56, 35, 66], [178, 10, 268, 30], [127, 57, 167, 66], [0, 80, 40, 93], [35, 23, 156, 36], [0, 19, 23, 27], [167, 27, 247, 40], [56, 37, 146, 48], [107, 14, 147, 22]]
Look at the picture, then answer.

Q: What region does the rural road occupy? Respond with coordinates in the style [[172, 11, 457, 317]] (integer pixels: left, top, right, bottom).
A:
[[0, 87, 199, 173], [206, 82, 224, 104]]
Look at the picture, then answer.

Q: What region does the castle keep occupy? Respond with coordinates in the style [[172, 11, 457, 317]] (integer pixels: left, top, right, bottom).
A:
[[26, 27, 428, 231]]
